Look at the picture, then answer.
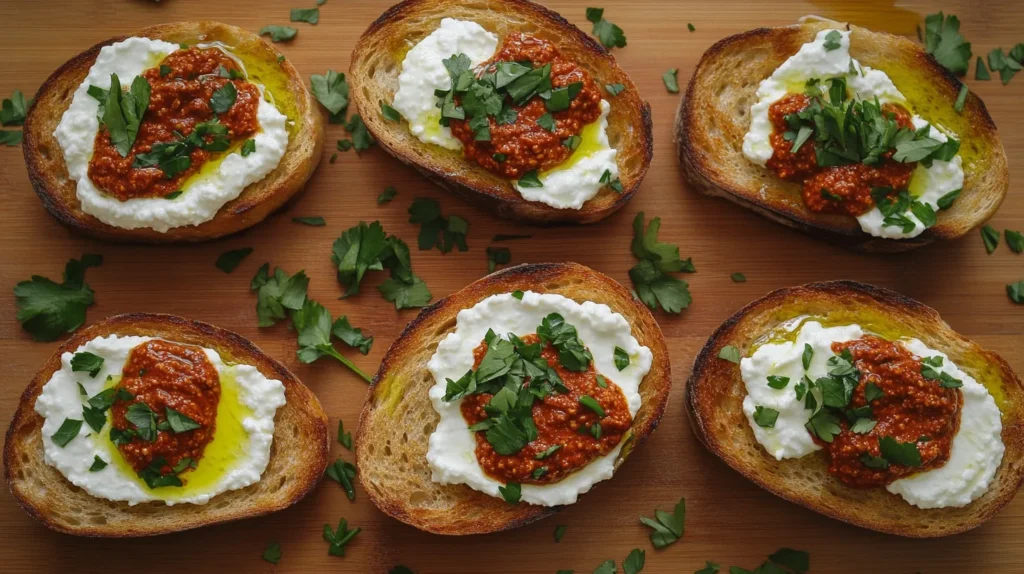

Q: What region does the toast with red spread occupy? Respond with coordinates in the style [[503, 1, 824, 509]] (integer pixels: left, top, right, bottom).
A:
[[687, 281, 1024, 537], [675, 20, 1008, 252], [350, 0, 652, 224]]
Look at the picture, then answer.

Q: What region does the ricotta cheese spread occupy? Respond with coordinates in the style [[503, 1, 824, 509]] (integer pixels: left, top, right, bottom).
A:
[[425, 291, 652, 506], [392, 18, 498, 150], [741, 29, 965, 239], [514, 99, 619, 210], [34, 334, 287, 506], [741, 320, 1004, 509], [53, 37, 289, 233], [392, 19, 618, 210]]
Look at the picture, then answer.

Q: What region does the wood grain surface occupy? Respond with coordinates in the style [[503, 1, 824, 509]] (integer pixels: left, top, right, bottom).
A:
[[1, 1, 1021, 572]]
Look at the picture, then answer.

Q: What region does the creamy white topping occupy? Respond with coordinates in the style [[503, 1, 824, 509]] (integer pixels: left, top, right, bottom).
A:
[[741, 29, 964, 239], [741, 320, 1004, 509], [425, 291, 652, 507], [53, 37, 289, 232], [514, 99, 619, 210], [392, 18, 498, 150], [392, 19, 618, 210], [34, 335, 286, 506]]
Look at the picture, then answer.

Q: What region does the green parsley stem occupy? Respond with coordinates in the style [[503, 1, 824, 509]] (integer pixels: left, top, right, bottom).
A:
[[324, 346, 373, 384]]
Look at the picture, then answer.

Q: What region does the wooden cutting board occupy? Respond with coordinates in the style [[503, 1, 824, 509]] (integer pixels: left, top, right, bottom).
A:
[[0, 0, 1021, 572]]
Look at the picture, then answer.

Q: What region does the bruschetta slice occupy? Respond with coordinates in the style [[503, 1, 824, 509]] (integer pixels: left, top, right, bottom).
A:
[[23, 21, 324, 242], [350, 0, 652, 224], [676, 19, 1008, 251], [4, 313, 329, 536], [687, 281, 1024, 537], [357, 263, 671, 534]]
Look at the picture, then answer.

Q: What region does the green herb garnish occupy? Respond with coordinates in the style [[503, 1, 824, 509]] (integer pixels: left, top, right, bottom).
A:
[[215, 247, 254, 273]]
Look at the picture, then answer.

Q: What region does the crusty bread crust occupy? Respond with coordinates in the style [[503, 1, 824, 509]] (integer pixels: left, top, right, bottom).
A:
[[675, 20, 1009, 252], [350, 0, 653, 225], [356, 263, 671, 534], [686, 281, 1024, 537], [3, 313, 329, 537], [22, 21, 325, 243]]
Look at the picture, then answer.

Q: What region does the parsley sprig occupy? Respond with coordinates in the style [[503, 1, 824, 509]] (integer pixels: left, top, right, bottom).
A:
[[250, 264, 373, 382], [408, 198, 469, 253], [332, 221, 432, 309], [923, 12, 972, 76], [14, 254, 102, 341], [639, 497, 685, 548], [585, 8, 627, 50], [628, 212, 693, 313]]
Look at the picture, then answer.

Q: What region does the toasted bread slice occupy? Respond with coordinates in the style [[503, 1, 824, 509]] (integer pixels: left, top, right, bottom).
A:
[[4, 313, 329, 537], [686, 281, 1024, 537], [23, 21, 324, 243], [675, 19, 1009, 252], [356, 263, 671, 534], [350, 0, 652, 224]]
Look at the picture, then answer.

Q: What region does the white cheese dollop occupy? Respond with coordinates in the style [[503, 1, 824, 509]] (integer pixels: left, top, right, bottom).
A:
[[392, 18, 498, 150], [741, 320, 1004, 509], [741, 321, 863, 459], [741, 29, 965, 239], [514, 99, 619, 210], [53, 37, 289, 233], [392, 19, 618, 210], [34, 335, 287, 506], [425, 291, 652, 507], [886, 339, 1004, 509]]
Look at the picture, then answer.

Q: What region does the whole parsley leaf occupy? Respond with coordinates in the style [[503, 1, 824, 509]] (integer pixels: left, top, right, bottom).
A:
[[639, 497, 685, 548], [259, 25, 298, 42], [486, 246, 511, 273], [409, 198, 469, 253], [209, 81, 237, 114], [981, 224, 1000, 254], [0, 89, 28, 126], [629, 212, 693, 313], [332, 221, 389, 296], [923, 12, 972, 75], [290, 299, 372, 382], [325, 458, 357, 500], [879, 436, 923, 467], [0, 129, 23, 146], [14, 254, 102, 341], [262, 542, 282, 564], [215, 247, 253, 273], [345, 114, 374, 150], [623, 549, 645, 574], [587, 8, 627, 49], [250, 265, 309, 327], [290, 7, 319, 24], [332, 316, 373, 355], [71, 351, 104, 377], [1007, 281, 1024, 304], [310, 70, 350, 119]]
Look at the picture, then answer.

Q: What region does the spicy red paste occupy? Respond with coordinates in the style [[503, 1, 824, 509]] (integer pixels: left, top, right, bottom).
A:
[[449, 32, 602, 179], [87, 47, 260, 200], [460, 334, 632, 484], [766, 94, 916, 216], [820, 336, 960, 488], [110, 340, 220, 474]]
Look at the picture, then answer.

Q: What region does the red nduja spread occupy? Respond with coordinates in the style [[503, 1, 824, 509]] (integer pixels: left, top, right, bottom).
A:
[[87, 47, 260, 200], [819, 336, 960, 488], [449, 32, 602, 179], [460, 334, 631, 484], [766, 93, 916, 216], [110, 340, 220, 474]]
